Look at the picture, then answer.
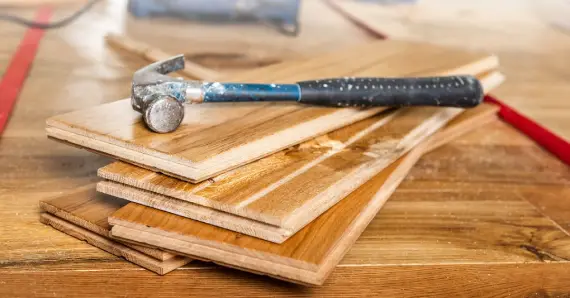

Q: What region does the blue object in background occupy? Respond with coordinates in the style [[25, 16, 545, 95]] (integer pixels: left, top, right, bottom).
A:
[[127, 0, 301, 35]]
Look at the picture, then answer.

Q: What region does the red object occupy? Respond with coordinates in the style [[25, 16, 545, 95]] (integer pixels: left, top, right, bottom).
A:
[[324, 0, 570, 166], [485, 96, 570, 165], [0, 7, 52, 136]]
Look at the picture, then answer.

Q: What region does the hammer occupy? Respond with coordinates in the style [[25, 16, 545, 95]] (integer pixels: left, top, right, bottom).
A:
[[132, 55, 483, 133]]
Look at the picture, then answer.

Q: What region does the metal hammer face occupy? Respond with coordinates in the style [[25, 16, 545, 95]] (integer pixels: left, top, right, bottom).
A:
[[131, 55, 200, 133]]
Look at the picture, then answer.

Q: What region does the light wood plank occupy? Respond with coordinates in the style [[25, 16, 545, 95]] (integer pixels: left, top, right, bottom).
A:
[[46, 40, 498, 182], [3, 1, 570, 296], [107, 103, 499, 285], [98, 72, 502, 242], [97, 106, 452, 241], [3, 262, 570, 297], [39, 213, 190, 275], [39, 185, 175, 261], [328, 0, 570, 146], [99, 107, 458, 243]]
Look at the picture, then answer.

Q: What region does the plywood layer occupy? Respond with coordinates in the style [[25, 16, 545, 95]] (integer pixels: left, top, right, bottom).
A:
[[99, 106, 462, 243], [327, 0, 570, 165], [39, 186, 174, 260], [38, 187, 192, 274], [39, 213, 190, 275], [46, 40, 498, 182], [108, 103, 499, 285], [98, 72, 503, 243]]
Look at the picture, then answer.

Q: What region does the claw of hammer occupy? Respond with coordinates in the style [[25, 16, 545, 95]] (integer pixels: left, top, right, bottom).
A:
[[131, 55, 202, 133]]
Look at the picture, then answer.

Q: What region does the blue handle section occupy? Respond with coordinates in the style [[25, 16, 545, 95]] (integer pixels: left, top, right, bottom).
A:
[[202, 83, 300, 103]]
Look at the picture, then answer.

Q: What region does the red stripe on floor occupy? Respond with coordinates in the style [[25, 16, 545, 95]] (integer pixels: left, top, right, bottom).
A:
[[0, 7, 52, 136], [485, 95, 570, 165], [325, 0, 570, 166]]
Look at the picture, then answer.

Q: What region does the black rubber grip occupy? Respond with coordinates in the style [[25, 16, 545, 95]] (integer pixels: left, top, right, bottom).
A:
[[297, 75, 483, 108]]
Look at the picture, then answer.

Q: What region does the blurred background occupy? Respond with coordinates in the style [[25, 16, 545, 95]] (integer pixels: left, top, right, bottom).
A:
[[2, 0, 568, 142], [3, 0, 569, 70]]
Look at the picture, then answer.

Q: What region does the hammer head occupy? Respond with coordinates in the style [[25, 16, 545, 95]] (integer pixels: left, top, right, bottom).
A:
[[131, 55, 187, 133]]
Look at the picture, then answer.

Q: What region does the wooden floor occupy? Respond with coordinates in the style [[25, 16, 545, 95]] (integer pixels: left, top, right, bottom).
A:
[[329, 0, 570, 143], [1, 0, 570, 296]]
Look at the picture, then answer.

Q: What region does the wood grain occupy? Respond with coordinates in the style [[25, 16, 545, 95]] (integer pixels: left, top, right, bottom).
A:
[[107, 103, 499, 285], [327, 0, 570, 144], [46, 40, 498, 182], [3, 1, 570, 296], [98, 106, 459, 243], [2, 262, 570, 297], [97, 71, 502, 242], [38, 185, 175, 261], [39, 213, 190, 275]]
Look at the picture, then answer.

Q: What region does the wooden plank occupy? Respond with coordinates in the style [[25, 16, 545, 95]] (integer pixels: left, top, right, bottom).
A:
[[38, 185, 177, 261], [522, 185, 570, 235], [39, 213, 191, 275], [97, 72, 503, 243], [3, 262, 570, 297], [3, 1, 570, 296], [326, 0, 570, 54], [6, 118, 570, 295], [327, 0, 570, 165], [107, 103, 499, 285], [46, 40, 498, 182], [97, 107, 454, 243], [0, 8, 51, 137]]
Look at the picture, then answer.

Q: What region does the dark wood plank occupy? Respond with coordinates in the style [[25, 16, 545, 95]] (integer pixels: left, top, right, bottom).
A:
[[2, 263, 570, 297]]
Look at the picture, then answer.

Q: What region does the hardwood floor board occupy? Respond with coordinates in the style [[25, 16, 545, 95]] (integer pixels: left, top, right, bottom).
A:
[[98, 75, 502, 242], [46, 40, 498, 182], [39, 213, 191, 275], [99, 106, 460, 243], [39, 186, 178, 261], [106, 103, 498, 285]]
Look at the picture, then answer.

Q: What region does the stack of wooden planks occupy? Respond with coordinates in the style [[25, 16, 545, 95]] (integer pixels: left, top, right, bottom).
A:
[[42, 39, 504, 285]]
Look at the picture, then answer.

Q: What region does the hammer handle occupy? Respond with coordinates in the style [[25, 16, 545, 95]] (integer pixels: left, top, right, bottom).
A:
[[199, 75, 483, 108], [297, 75, 483, 108]]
